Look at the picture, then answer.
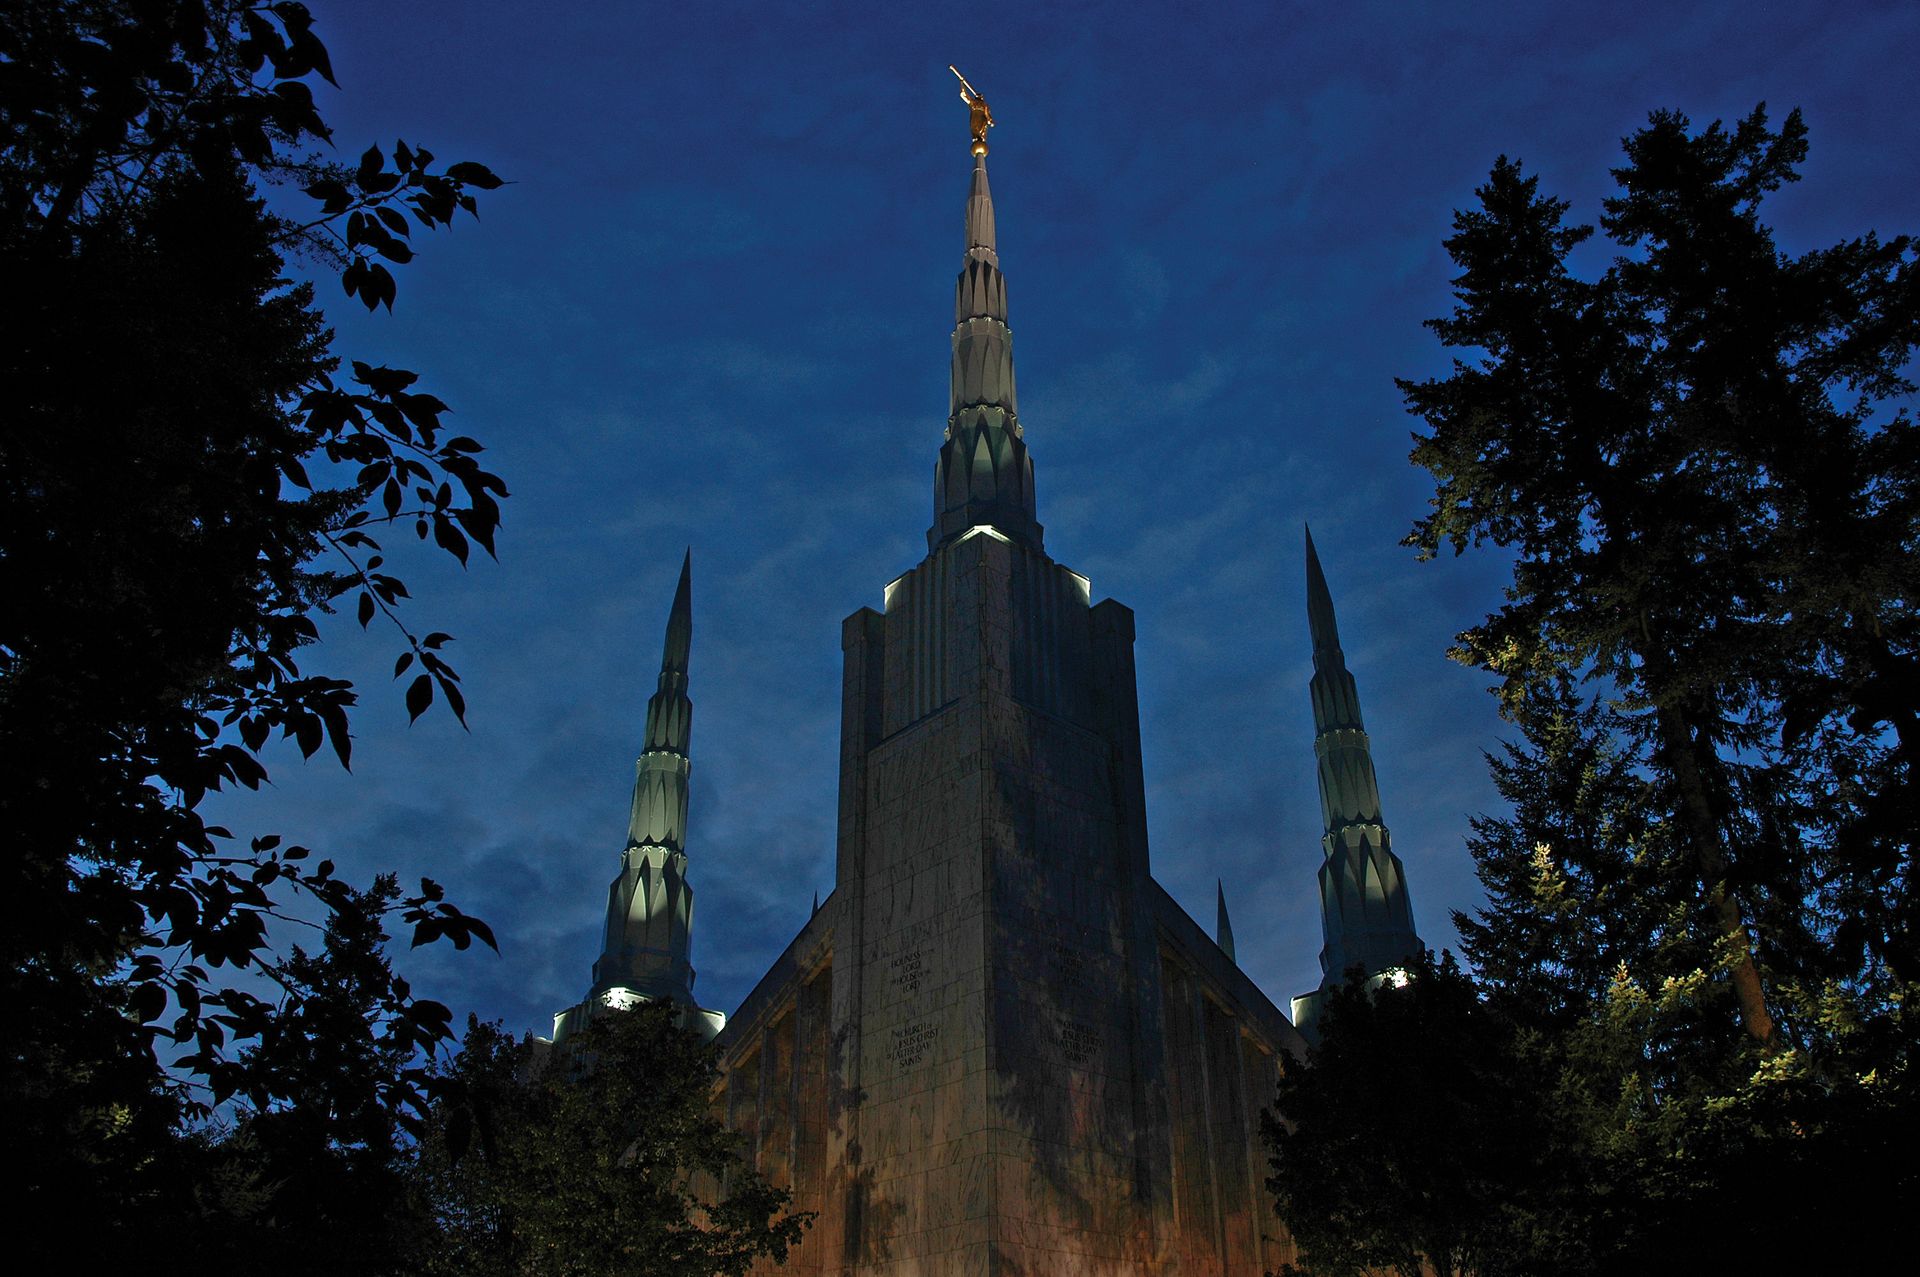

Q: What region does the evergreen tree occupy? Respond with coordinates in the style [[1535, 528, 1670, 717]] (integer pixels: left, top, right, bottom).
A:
[[1402, 103, 1918, 1061], [1266, 103, 1920, 1276], [1263, 954, 1581, 1277], [1450, 680, 1919, 1271]]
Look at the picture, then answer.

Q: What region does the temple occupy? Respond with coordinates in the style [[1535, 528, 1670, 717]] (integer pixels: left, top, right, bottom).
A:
[[540, 82, 1425, 1275]]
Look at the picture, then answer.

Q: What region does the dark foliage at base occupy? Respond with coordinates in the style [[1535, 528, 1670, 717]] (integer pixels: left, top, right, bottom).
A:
[[414, 1004, 814, 1277]]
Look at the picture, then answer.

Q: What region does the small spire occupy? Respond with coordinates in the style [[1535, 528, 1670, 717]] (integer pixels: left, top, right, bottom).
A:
[[1304, 524, 1342, 664], [1216, 880, 1237, 964], [662, 549, 692, 675], [558, 551, 709, 1045], [812, 890, 820, 916]]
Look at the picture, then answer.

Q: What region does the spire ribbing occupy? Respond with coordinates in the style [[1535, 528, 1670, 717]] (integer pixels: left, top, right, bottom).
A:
[[930, 145, 1041, 550], [593, 553, 699, 1005], [965, 155, 997, 262], [1302, 527, 1421, 991]]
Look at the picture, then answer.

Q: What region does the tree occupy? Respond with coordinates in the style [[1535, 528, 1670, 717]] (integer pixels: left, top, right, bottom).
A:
[[1401, 104, 1919, 1060], [163, 877, 441, 1275], [1318, 102, 1920, 1274], [415, 1004, 813, 1277], [1, 0, 507, 1241], [1457, 678, 1718, 1034], [1262, 954, 1580, 1277], [1450, 679, 1919, 1272]]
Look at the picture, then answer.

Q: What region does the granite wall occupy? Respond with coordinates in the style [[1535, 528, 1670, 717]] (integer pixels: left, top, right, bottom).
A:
[[710, 530, 1306, 1275]]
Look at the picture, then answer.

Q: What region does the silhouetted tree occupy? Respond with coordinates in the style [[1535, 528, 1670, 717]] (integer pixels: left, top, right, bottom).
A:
[[1271, 102, 1919, 1276], [1402, 102, 1917, 1059], [172, 877, 440, 1274], [1, 0, 505, 1250], [1263, 953, 1583, 1277], [415, 1004, 813, 1277], [1453, 679, 1918, 1271]]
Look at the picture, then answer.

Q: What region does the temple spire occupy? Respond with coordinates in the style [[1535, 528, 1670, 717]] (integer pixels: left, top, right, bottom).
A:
[[965, 153, 997, 263], [1292, 527, 1422, 1039], [1216, 880, 1237, 964], [929, 71, 1040, 551], [556, 555, 708, 1039], [552, 555, 722, 1042]]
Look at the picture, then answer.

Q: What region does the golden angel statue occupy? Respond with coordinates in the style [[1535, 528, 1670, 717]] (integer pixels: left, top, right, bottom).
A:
[[949, 65, 994, 155]]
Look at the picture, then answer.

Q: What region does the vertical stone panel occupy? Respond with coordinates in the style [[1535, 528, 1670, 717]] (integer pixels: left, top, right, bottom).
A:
[[1159, 957, 1221, 1272], [761, 1008, 796, 1188], [731, 1048, 762, 1167], [795, 965, 832, 1192], [1240, 1033, 1288, 1275], [1203, 999, 1255, 1273]]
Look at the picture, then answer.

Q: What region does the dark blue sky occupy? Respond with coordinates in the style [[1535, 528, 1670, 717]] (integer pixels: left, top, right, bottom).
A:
[[221, 0, 1920, 1037]]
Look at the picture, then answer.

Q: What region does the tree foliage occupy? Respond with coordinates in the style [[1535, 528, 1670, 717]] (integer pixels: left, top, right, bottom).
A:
[[1264, 954, 1582, 1277], [1401, 103, 1919, 1053], [415, 1005, 814, 1277], [1267, 103, 1920, 1276], [1459, 682, 1916, 1271], [0, 0, 508, 1248]]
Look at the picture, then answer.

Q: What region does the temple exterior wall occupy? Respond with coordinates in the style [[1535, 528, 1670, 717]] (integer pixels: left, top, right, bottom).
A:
[[711, 530, 1306, 1275]]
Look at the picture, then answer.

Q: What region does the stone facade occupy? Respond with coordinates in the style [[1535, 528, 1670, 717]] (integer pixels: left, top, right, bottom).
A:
[[712, 531, 1306, 1273]]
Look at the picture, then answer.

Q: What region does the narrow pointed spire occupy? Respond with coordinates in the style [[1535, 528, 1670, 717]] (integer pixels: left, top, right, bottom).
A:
[[1304, 524, 1342, 666], [554, 554, 722, 1043], [1216, 880, 1237, 964], [599, 558, 699, 1001], [929, 75, 1041, 552], [1293, 530, 1422, 1038], [965, 154, 997, 262]]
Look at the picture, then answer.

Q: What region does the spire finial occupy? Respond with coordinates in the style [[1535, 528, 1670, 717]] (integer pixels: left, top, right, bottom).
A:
[[662, 548, 692, 675], [1304, 524, 1342, 664], [1216, 879, 1237, 964], [950, 65, 993, 156]]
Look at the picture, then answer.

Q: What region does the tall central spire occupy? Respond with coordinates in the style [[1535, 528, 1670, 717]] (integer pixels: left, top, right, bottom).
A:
[[929, 81, 1040, 551]]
